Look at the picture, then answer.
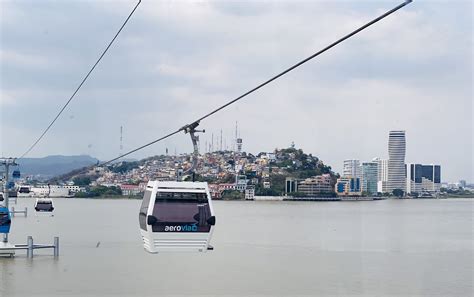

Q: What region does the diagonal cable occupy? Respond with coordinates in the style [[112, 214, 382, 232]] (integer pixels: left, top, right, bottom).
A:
[[19, 0, 142, 159], [99, 0, 412, 166]]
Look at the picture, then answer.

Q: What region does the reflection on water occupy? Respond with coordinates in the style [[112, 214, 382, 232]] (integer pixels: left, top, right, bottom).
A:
[[0, 198, 473, 297]]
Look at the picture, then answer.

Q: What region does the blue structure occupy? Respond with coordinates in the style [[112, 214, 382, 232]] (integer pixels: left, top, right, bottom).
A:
[[335, 177, 361, 196], [0, 207, 11, 234], [350, 178, 360, 192]]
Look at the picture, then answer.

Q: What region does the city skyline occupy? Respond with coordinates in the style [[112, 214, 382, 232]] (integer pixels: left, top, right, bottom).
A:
[[1, 1, 472, 182]]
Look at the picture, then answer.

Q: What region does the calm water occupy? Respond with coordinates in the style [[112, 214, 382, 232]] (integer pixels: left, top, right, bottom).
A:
[[0, 198, 472, 297]]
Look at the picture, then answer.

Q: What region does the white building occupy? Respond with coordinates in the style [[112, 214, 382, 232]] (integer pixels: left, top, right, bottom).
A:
[[387, 130, 406, 193], [373, 157, 388, 193], [64, 185, 81, 193], [30, 185, 71, 197], [245, 186, 255, 200], [343, 159, 361, 178]]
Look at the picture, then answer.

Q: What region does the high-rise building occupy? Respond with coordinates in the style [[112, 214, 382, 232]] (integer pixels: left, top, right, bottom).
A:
[[406, 164, 441, 194], [373, 157, 388, 193], [372, 157, 388, 182], [343, 159, 361, 178], [361, 162, 378, 194], [387, 130, 406, 193]]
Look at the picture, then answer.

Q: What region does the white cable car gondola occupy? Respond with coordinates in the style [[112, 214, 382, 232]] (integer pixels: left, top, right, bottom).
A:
[[34, 198, 54, 213], [139, 181, 216, 253]]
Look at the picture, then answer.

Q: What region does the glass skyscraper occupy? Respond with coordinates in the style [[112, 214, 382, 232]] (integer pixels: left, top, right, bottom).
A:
[[361, 162, 378, 195]]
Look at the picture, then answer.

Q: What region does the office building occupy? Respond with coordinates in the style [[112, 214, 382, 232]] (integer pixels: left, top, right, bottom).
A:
[[361, 162, 378, 194], [406, 164, 441, 194], [335, 177, 361, 196], [343, 159, 361, 178], [297, 174, 333, 196], [373, 157, 388, 193], [286, 175, 333, 196]]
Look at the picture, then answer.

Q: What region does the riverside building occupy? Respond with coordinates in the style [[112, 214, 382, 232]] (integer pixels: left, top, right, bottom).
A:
[[297, 174, 333, 196], [285, 175, 333, 196], [343, 159, 361, 178], [406, 164, 441, 194], [335, 177, 361, 196], [373, 157, 388, 193], [361, 162, 378, 195], [387, 130, 406, 193]]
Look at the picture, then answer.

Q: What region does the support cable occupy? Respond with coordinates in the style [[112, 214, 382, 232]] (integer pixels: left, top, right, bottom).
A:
[[19, 0, 142, 159], [97, 0, 412, 167]]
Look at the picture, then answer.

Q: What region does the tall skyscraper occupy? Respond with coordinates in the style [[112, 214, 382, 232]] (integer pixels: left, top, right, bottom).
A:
[[343, 159, 361, 178], [361, 162, 378, 194], [387, 130, 406, 193]]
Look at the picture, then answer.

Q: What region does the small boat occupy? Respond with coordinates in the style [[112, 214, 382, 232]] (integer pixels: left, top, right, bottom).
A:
[[139, 181, 216, 253]]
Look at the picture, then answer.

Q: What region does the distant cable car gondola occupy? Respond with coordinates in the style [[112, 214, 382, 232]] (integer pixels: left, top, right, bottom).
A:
[[0, 207, 11, 234], [35, 198, 54, 212], [12, 170, 20, 179], [139, 181, 216, 253]]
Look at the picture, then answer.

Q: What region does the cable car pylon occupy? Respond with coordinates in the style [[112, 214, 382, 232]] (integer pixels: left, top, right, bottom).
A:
[[182, 122, 205, 181]]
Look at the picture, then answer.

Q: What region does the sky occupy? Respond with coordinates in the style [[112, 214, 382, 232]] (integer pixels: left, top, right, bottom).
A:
[[0, 0, 472, 182]]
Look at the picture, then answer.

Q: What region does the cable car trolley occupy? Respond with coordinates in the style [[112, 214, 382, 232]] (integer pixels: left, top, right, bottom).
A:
[[34, 198, 54, 213], [12, 170, 20, 179], [0, 207, 11, 234], [139, 181, 216, 253]]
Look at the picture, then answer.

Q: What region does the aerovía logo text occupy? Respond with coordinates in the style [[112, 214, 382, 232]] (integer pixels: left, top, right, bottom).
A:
[[164, 224, 198, 232]]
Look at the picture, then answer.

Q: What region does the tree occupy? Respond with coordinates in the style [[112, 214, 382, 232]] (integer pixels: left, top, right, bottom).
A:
[[74, 185, 122, 198], [221, 190, 244, 200], [269, 174, 286, 195], [255, 186, 280, 196], [392, 189, 404, 197], [73, 176, 91, 186], [109, 161, 139, 174]]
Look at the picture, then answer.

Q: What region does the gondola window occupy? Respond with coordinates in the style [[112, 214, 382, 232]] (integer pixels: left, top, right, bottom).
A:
[[151, 192, 211, 232]]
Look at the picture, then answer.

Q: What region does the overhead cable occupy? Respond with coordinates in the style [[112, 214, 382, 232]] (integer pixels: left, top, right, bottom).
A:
[[19, 0, 142, 159], [97, 0, 412, 166]]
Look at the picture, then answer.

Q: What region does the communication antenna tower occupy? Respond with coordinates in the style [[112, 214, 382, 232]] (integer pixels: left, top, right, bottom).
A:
[[120, 126, 123, 157], [220, 129, 223, 152]]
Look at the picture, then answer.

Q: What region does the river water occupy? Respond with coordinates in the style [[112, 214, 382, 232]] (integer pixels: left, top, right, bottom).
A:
[[0, 198, 472, 297]]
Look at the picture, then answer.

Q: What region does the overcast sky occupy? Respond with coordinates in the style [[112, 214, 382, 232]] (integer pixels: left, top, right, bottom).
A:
[[0, 0, 472, 182]]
